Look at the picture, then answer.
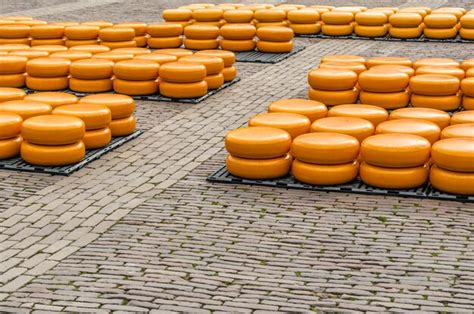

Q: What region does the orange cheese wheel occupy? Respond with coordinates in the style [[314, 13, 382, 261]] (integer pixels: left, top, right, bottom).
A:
[[441, 123, 474, 139], [268, 99, 327, 122], [83, 127, 111, 149], [193, 21, 224, 27], [328, 104, 388, 126], [26, 57, 71, 77], [64, 25, 100, 39], [134, 53, 177, 65], [461, 14, 474, 28], [256, 40, 293, 53], [49, 51, 92, 61], [226, 153, 291, 180], [0, 87, 25, 103], [92, 52, 134, 62], [81, 21, 114, 29], [256, 26, 293, 41], [289, 23, 321, 35], [389, 13, 423, 27], [21, 114, 85, 145], [376, 118, 440, 144], [464, 96, 474, 110], [431, 138, 474, 172], [70, 45, 110, 55], [249, 112, 311, 139], [153, 48, 193, 59], [413, 58, 460, 69], [21, 140, 85, 166], [255, 21, 288, 29], [322, 12, 354, 25], [308, 87, 359, 106], [310, 116, 374, 142], [292, 159, 358, 185], [24, 92, 78, 108], [361, 133, 430, 167], [360, 162, 428, 189], [319, 61, 366, 75], [26, 76, 69, 91], [159, 61, 206, 83], [220, 24, 256, 40], [288, 10, 319, 24], [30, 25, 64, 39], [0, 38, 31, 46], [411, 93, 462, 111], [389, 26, 423, 38], [195, 50, 235, 67], [79, 94, 134, 119], [225, 126, 291, 159], [354, 24, 388, 37], [184, 38, 219, 50], [221, 66, 237, 82], [416, 66, 465, 80], [389, 107, 450, 129], [163, 9, 193, 21], [113, 79, 158, 95], [29, 45, 67, 54], [65, 39, 100, 48], [0, 56, 27, 74], [184, 25, 219, 39], [451, 111, 474, 125], [100, 40, 137, 49], [109, 115, 136, 137], [430, 165, 474, 195], [424, 27, 458, 39], [0, 112, 22, 139], [179, 55, 224, 75], [115, 22, 147, 36], [355, 11, 387, 25], [69, 78, 112, 93], [0, 25, 30, 38], [308, 68, 357, 91], [52, 104, 111, 130], [254, 9, 286, 22], [409, 74, 460, 96], [368, 65, 415, 77], [460, 28, 474, 40], [0, 45, 29, 53], [223, 10, 254, 23], [192, 9, 223, 22], [70, 58, 114, 79], [113, 60, 159, 81], [366, 57, 412, 68], [291, 132, 359, 164], [204, 73, 224, 90], [424, 14, 457, 28], [31, 38, 65, 46], [164, 20, 192, 28], [159, 81, 208, 99], [147, 36, 183, 49], [147, 23, 183, 37], [462, 60, 474, 73], [461, 77, 474, 97], [0, 74, 25, 88], [8, 50, 50, 60], [220, 39, 256, 52], [0, 136, 22, 159], [134, 35, 147, 47], [321, 24, 354, 36], [359, 70, 409, 92]]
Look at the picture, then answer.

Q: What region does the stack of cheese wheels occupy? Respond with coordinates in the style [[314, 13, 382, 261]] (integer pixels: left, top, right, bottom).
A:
[[69, 58, 114, 93], [114, 22, 148, 47], [291, 132, 360, 185], [64, 25, 100, 47], [430, 138, 474, 195], [30, 25, 65, 46], [26, 57, 71, 91], [24, 92, 78, 109], [321, 11, 354, 36], [179, 55, 224, 90], [308, 68, 359, 106], [328, 104, 388, 126], [409, 73, 461, 111], [249, 112, 311, 139], [354, 11, 388, 37], [147, 23, 183, 49], [389, 107, 451, 129], [311, 117, 374, 142], [0, 25, 30, 45], [0, 112, 23, 160], [53, 104, 112, 149], [21, 115, 86, 166], [159, 61, 208, 98], [184, 25, 219, 50], [423, 13, 458, 39], [98, 27, 136, 49], [0, 87, 26, 102], [268, 98, 328, 122], [0, 55, 27, 87], [376, 118, 441, 144], [254, 9, 287, 28], [389, 13, 423, 38], [360, 133, 430, 189], [192, 8, 224, 27], [287, 9, 321, 35], [358, 69, 411, 109], [460, 14, 474, 40], [162, 9, 193, 27], [461, 77, 474, 110], [113, 60, 159, 95], [219, 24, 256, 52], [79, 94, 136, 137], [256, 26, 294, 53], [225, 126, 292, 179], [195, 50, 237, 82], [223, 9, 254, 24]]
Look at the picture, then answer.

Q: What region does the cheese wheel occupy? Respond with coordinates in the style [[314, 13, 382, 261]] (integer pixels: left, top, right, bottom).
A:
[[0, 136, 22, 159], [111, 48, 151, 56], [204, 73, 224, 90], [52, 104, 111, 130], [70, 58, 114, 79], [256, 26, 293, 42], [153, 48, 193, 59], [321, 24, 354, 36], [223, 10, 254, 23], [64, 25, 100, 40], [100, 40, 137, 49], [220, 39, 256, 52], [21, 140, 85, 166], [291, 132, 359, 164], [321, 55, 365, 65], [322, 12, 354, 25], [109, 115, 136, 137], [308, 87, 359, 106], [359, 70, 409, 92], [308, 68, 357, 91], [424, 14, 457, 28], [0, 112, 22, 139], [220, 24, 256, 40], [147, 36, 183, 49], [29, 45, 68, 54], [289, 23, 321, 35], [424, 27, 458, 39], [248, 112, 310, 139], [221, 66, 237, 82], [30, 25, 64, 39], [83, 127, 111, 149], [113, 79, 158, 95], [0, 74, 25, 88], [92, 52, 134, 62], [328, 104, 388, 126], [416, 66, 465, 80], [164, 20, 192, 28], [0, 25, 30, 38], [451, 111, 474, 125], [288, 10, 319, 24], [184, 38, 219, 50], [389, 107, 450, 129], [355, 11, 387, 25], [193, 21, 224, 27], [24, 92, 77, 108], [256, 40, 293, 53], [113, 60, 159, 81], [431, 138, 474, 172], [225, 126, 291, 159], [159, 81, 207, 99], [69, 78, 112, 93], [0, 87, 25, 103], [411, 93, 462, 111], [195, 50, 235, 67], [179, 55, 224, 75], [26, 57, 71, 77], [319, 61, 366, 75], [376, 119, 440, 144], [79, 94, 134, 119], [292, 159, 358, 185], [430, 165, 474, 195], [0, 56, 27, 74], [311, 116, 374, 142], [389, 26, 423, 38], [26, 75, 69, 91], [461, 78, 474, 97], [413, 58, 460, 69], [464, 96, 474, 110], [366, 57, 412, 68], [65, 39, 100, 48], [226, 153, 291, 180], [163, 9, 193, 21], [82, 21, 114, 29], [114, 22, 147, 36], [0, 38, 31, 46], [70, 45, 110, 55], [441, 123, 474, 139], [135, 53, 177, 65], [184, 25, 219, 39], [389, 13, 423, 27], [460, 28, 474, 40], [254, 9, 285, 22], [255, 21, 288, 29], [409, 74, 460, 96], [192, 9, 223, 22], [49, 51, 92, 61], [268, 99, 327, 122], [354, 24, 388, 37], [461, 14, 474, 28], [31, 38, 65, 46], [8, 50, 49, 60], [360, 162, 428, 189], [159, 61, 206, 83], [134, 35, 147, 47], [147, 23, 183, 37], [21, 114, 84, 146]]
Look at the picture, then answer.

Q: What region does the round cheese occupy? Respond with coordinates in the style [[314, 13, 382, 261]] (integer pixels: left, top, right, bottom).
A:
[[413, 58, 460, 69], [441, 123, 474, 139], [184, 38, 219, 50], [0, 87, 26, 103], [0, 136, 22, 159], [70, 58, 114, 79], [64, 25, 100, 40], [134, 53, 178, 65], [184, 25, 219, 39], [153, 48, 193, 59], [0, 74, 25, 88], [8, 50, 50, 60], [69, 44, 110, 54], [354, 24, 388, 37], [431, 138, 474, 172], [424, 27, 458, 39], [268, 98, 327, 122], [83, 127, 111, 149], [451, 111, 474, 125], [113, 79, 158, 95], [113, 60, 159, 81], [26, 76, 69, 91], [359, 70, 409, 92], [65, 39, 100, 48], [416, 66, 465, 80], [0, 25, 30, 38], [389, 26, 423, 38], [30, 25, 64, 39], [461, 77, 474, 97], [308, 87, 359, 106], [376, 118, 441, 144], [24, 92, 78, 108], [319, 61, 366, 75], [311, 116, 374, 142], [256, 40, 293, 53], [0, 112, 22, 139], [322, 11, 354, 25], [463, 96, 474, 110], [159, 61, 207, 83], [355, 11, 387, 25], [220, 39, 256, 52], [221, 66, 237, 82], [114, 22, 147, 36], [292, 159, 359, 185], [389, 107, 450, 129], [430, 165, 474, 195], [147, 36, 183, 49], [389, 13, 423, 27], [249, 112, 311, 139], [92, 52, 134, 62], [223, 10, 254, 23], [289, 23, 321, 35], [53, 104, 111, 130], [147, 23, 183, 37], [26, 57, 71, 77], [195, 50, 235, 67], [288, 10, 319, 24], [0, 56, 27, 74], [159, 81, 208, 98], [192, 9, 223, 22], [409, 74, 460, 96], [254, 9, 286, 22], [22, 114, 85, 145], [411, 93, 462, 111], [360, 162, 429, 189], [109, 115, 136, 137], [424, 13, 458, 28], [226, 153, 292, 179], [321, 24, 354, 36], [79, 94, 135, 119], [100, 40, 137, 50], [366, 56, 412, 68], [308, 68, 358, 91], [204, 73, 224, 90], [163, 9, 193, 21], [179, 55, 224, 75], [69, 78, 112, 93], [21, 140, 85, 166], [328, 104, 388, 126], [256, 26, 294, 41]]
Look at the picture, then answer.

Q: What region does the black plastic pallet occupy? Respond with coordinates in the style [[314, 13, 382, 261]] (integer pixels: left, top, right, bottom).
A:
[[208, 166, 474, 203], [0, 130, 142, 176], [24, 77, 240, 104], [297, 33, 474, 44], [235, 45, 306, 63]]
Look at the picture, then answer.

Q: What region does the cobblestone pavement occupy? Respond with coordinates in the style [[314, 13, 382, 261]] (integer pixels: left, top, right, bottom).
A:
[[1, 0, 474, 312]]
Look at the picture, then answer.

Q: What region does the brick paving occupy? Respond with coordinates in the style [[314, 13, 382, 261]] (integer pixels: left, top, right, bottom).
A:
[[1, 0, 474, 312]]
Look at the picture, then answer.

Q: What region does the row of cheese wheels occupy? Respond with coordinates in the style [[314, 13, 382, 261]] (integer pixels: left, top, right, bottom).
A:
[[308, 55, 474, 110], [0, 91, 137, 165], [0, 47, 237, 98]]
